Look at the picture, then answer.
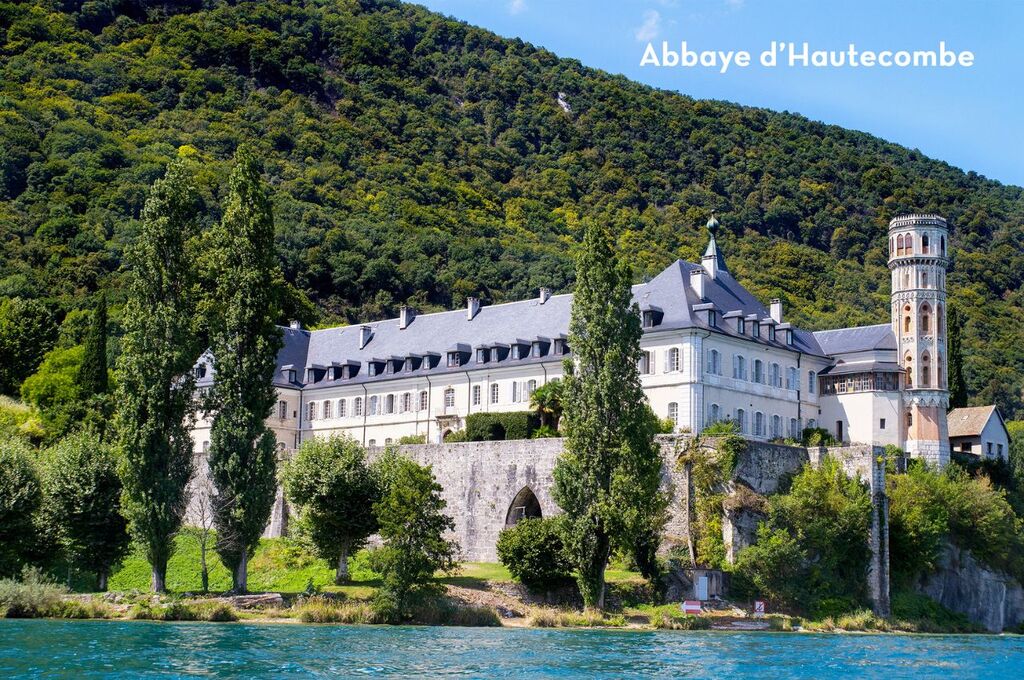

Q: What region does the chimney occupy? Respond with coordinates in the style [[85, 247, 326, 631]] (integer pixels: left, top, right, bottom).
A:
[[689, 268, 705, 300], [399, 305, 415, 330], [289, 320, 301, 330], [770, 299, 783, 323], [539, 287, 551, 304], [359, 325, 372, 349], [467, 296, 481, 320]]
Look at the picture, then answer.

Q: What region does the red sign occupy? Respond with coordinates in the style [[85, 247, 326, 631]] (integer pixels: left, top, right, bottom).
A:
[[682, 600, 701, 615]]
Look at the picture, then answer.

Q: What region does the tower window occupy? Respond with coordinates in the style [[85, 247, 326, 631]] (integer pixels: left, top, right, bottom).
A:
[[920, 303, 931, 334], [922, 234, 930, 253], [922, 353, 931, 388], [896, 234, 905, 256]]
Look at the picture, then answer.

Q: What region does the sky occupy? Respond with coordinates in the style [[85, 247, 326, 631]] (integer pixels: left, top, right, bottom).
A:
[[415, 0, 1024, 187]]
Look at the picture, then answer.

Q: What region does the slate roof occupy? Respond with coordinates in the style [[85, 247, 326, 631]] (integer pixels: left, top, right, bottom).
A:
[[947, 405, 1001, 438], [812, 324, 897, 356], [195, 254, 838, 390]]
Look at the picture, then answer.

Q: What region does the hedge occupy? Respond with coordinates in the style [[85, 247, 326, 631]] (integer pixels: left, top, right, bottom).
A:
[[464, 412, 540, 441]]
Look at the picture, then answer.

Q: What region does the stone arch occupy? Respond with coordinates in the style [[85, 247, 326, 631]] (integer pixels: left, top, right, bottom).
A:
[[505, 486, 543, 527], [919, 302, 931, 334]]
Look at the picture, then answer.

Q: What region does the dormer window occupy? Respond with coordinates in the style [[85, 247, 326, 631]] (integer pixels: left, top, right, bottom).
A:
[[553, 338, 568, 355], [447, 351, 461, 368], [752, 323, 760, 338], [708, 311, 717, 328], [768, 326, 776, 342], [737, 318, 745, 335], [476, 348, 490, 364], [511, 345, 523, 360], [194, 364, 207, 379]]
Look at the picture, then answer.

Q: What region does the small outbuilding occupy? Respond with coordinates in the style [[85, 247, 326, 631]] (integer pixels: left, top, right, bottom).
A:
[[947, 405, 1010, 461]]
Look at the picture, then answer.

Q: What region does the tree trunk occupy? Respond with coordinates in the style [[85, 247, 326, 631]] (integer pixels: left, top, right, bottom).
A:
[[233, 550, 248, 594], [151, 562, 167, 593], [200, 547, 209, 593], [335, 542, 351, 585], [98, 569, 108, 592]]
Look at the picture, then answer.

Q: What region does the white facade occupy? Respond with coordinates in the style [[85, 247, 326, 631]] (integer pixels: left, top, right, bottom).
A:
[[190, 214, 958, 465]]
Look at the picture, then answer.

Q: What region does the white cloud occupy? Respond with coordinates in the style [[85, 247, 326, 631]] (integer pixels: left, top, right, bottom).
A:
[[508, 0, 527, 15], [634, 10, 661, 42], [725, 0, 745, 9]]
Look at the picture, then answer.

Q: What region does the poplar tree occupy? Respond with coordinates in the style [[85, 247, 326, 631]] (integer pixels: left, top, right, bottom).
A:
[[115, 157, 202, 593], [205, 146, 282, 593], [552, 220, 664, 610], [77, 293, 108, 397], [947, 306, 967, 409]]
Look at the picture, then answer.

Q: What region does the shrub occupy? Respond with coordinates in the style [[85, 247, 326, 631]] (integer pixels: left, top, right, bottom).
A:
[[702, 419, 739, 436], [406, 595, 501, 627], [530, 425, 559, 439], [297, 596, 377, 624], [528, 608, 626, 627], [801, 427, 836, 447], [464, 412, 539, 441], [496, 517, 573, 591], [397, 434, 425, 445], [0, 567, 66, 618]]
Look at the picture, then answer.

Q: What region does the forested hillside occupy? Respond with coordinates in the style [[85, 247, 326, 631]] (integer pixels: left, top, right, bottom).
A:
[[1, 0, 1022, 416]]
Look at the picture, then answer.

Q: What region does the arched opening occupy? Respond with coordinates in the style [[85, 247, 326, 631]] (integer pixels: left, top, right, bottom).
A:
[[904, 354, 913, 388], [922, 352, 931, 388], [905, 232, 914, 253], [941, 236, 946, 255], [922, 233, 930, 253], [920, 303, 931, 334], [903, 305, 912, 334], [896, 234, 905, 256], [505, 487, 542, 527]]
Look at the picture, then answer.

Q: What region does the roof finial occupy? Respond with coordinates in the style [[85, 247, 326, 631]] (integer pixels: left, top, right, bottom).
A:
[[706, 212, 720, 234]]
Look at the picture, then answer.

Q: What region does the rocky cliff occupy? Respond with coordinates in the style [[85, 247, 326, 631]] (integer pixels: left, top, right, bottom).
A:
[[917, 543, 1024, 632]]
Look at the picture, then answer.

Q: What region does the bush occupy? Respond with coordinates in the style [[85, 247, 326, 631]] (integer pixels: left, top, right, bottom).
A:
[[496, 517, 573, 591], [397, 434, 426, 445], [528, 608, 626, 627], [530, 425, 559, 439], [0, 567, 66, 618], [702, 419, 739, 436], [464, 412, 539, 441], [801, 427, 837, 447], [297, 596, 377, 624]]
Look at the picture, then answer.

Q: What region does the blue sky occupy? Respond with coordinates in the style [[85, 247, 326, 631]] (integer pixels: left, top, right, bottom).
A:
[[416, 0, 1024, 187]]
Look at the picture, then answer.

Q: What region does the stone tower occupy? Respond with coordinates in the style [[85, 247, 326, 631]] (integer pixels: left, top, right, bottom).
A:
[[888, 214, 950, 467]]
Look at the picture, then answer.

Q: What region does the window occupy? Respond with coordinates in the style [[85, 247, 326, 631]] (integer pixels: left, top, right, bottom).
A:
[[941, 235, 946, 255], [734, 355, 747, 380], [444, 387, 455, 408], [771, 363, 781, 387], [808, 419, 817, 430], [666, 347, 681, 372], [419, 390, 428, 411], [511, 345, 523, 360], [401, 393, 411, 413], [755, 412, 765, 437], [922, 233, 930, 252], [896, 233, 905, 255], [278, 400, 287, 419], [707, 349, 721, 375], [476, 348, 489, 363], [490, 383, 499, 404], [667, 402, 678, 425], [639, 351, 653, 375], [808, 371, 816, 394], [998, 444, 1004, 458], [880, 418, 886, 430], [368, 439, 376, 447], [308, 402, 317, 421], [920, 303, 931, 334], [527, 380, 537, 398], [323, 400, 332, 419], [786, 367, 797, 390], [338, 399, 347, 418], [385, 394, 395, 414], [368, 396, 378, 415], [921, 353, 931, 388], [906, 411, 913, 427], [752, 322, 760, 338], [904, 305, 912, 334], [921, 271, 929, 288], [735, 409, 747, 434], [354, 397, 363, 416], [987, 442, 993, 457], [754, 359, 764, 384], [385, 438, 392, 446], [771, 415, 781, 439], [737, 318, 745, 335], [531, 343, 543, 358], [708, 403, 721, 425], [472, 384, 481, 406], [905, 354, 913, 388], [790, 418, 799, 439], [202, 441, 209, 454], [512, 382, 519, 403], [447, 352, 461, 368]]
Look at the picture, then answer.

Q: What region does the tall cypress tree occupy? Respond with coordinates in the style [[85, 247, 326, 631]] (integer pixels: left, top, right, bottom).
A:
[[948, 305, 967, 408], [78, 293, 108, 397], [206, 146, 282, 593], [553, 220, 664, 610], [115, 157, 202, 593]]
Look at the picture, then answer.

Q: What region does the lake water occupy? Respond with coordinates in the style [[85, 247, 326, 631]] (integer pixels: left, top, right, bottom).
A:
[[2, 619, 1023, 678]]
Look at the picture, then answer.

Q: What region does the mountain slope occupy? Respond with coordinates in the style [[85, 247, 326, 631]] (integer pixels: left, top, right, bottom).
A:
[[1, 0, 1022, 415]]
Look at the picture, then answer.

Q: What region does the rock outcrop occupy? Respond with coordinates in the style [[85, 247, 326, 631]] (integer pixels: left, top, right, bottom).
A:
[[917, 543, 1024, 632]]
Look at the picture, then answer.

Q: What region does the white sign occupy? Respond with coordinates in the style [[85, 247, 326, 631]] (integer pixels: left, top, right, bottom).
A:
[[682, 600, 701, 615], [754, 600, 766, 618]]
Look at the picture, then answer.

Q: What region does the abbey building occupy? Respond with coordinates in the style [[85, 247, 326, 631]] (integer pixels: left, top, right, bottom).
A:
[[191, 214, 955, 468]]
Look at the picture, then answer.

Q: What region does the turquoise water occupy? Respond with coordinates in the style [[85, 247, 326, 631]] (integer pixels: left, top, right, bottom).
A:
[[2, 620, 1023, 678]]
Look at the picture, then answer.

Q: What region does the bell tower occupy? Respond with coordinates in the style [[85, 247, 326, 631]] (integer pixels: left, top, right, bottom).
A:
[[889, 214, 950, 467]]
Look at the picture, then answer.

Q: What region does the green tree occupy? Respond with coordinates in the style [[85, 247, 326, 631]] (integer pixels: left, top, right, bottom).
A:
[[496, 517, 573, 591], [0, 298, 58, 397], [114, 157, 203, 593], [552, 220, 664, 610], [19, 345, 84, 440], [0, 436, 43, 577], [42, 432, 130, 590], [77, 293, 109, 398], [947, 306, 967, 409], [529, 379, 563, 430], [204, 146, 283, 593], [283, 436, 380, 584], [370, 457, 458, 621]]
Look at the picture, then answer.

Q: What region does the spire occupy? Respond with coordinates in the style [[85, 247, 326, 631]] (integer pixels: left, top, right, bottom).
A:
[[702, 213, 728, 278]]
